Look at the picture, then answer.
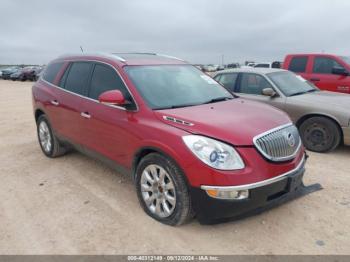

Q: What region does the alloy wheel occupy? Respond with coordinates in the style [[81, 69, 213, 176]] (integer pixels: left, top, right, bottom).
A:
[[140, 164, 177, 218], [38, 121, 52, 153]]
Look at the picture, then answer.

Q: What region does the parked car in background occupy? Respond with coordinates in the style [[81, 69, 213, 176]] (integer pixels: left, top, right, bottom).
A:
[[202, 65, 217, 72], [213, 68, 350, 152], [32, 53, 317, 225], [254, 61, 282, 69], [227, 63, 240, 69], [10, 69, 24, 81], [1, 66, 20, 80], [20, 66, 37, 81], [283, 54, 350, 94], [33, 66, 44, 81]]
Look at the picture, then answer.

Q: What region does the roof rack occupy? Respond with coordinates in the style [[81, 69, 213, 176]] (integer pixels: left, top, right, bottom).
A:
[[112, 52, 185, 62], [156, 53, 185, 61]]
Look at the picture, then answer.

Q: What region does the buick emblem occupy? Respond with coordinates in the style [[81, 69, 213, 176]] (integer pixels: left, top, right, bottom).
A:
[[285, 132, 296, 147]]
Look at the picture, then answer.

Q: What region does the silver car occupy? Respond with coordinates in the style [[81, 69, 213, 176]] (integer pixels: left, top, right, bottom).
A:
[[213, 68, 350, 153]]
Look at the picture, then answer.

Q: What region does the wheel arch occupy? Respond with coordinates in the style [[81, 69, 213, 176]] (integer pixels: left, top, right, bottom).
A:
[[35, 108, 46, 122], [132, 146, 190, 186]]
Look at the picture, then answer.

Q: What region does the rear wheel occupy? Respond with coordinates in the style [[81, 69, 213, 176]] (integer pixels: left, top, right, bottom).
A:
[[299, 116, 341, 152], [37, 115, 67, 157], [135, 153, 193, 226]]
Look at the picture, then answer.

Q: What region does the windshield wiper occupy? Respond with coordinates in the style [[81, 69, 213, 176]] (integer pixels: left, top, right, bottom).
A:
[[306, 89, 318, 93], [155, 103, 200, 110], [202, 96, 233, 105], [289, 91, 307, 97]]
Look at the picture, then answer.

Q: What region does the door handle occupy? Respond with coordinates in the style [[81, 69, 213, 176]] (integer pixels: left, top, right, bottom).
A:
[[80, 112, 91, 119], [310, 78, 320, 82], [50, 100, 59, 106]]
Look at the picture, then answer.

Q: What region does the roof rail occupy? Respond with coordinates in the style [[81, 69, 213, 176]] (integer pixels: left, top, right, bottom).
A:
[[156, 53, 185, 61], [112, 52, 185, 61], [106, 53, 126, 62]]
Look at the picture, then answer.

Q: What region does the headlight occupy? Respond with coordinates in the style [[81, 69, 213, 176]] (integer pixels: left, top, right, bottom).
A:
[[182, 135, 245, 170]]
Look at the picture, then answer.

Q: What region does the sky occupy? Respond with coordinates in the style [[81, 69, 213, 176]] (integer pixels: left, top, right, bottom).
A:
[[1, 0, 349, 65]]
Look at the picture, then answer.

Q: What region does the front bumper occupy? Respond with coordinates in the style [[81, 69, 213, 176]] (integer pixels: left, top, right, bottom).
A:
[[342, 126, 350, 146], [190, 157, 322, 224]]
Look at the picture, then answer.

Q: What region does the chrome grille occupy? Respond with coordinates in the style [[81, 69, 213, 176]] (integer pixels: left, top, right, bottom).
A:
[[253, 124, 301, 162]]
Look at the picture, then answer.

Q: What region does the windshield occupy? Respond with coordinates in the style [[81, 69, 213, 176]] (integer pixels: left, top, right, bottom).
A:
[[267, 71, 318, 97], [125, 65, 233, 109], [340, 56, 350, 65]]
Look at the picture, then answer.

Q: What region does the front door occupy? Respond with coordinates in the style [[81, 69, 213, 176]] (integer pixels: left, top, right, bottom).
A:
[[79, 62, 138, 167], [235, 73, 286, 111], [309, 56, 350, 94]]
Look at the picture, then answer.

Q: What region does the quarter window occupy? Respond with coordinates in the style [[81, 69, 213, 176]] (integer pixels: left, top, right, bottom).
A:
[[64, 62, 93, 96], [313, 57, 345, 74], [89, 64, 131, 101], [239, 73, 272, 95], [42, 62, 63, 84], [288, 57, 308, 73], [216, 73, 238, 91]]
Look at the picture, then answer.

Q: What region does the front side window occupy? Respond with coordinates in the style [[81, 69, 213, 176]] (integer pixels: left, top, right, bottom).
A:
[[313, 57, 345, 74], [239, 73, 272, 95], [215, 73, 238, 91], [42, 62, 63, 84], [63, 62, 92, 96], [288, 56, 308, 73], [268, 71, 317, 97], [125, 65, 233, 110], [89, 64, 131, 101]]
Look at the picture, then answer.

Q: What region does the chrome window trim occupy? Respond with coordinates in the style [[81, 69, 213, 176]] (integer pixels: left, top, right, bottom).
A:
[[253, 123, 302, 162], [201, 154, 305, 191], [42, 59, 139, 112]]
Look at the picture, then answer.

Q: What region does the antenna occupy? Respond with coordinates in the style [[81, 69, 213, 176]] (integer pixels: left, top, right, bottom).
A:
[[80, 46, 84, 53]]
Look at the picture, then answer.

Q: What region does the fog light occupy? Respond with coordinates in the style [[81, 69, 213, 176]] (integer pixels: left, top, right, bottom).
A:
[[205, 189, 249, 200]]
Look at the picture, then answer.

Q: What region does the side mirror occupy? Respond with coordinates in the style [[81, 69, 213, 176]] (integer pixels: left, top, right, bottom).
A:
[[332, 66, 348, 76], [262, 88, 277, 97], [98, 90, 126, 106]]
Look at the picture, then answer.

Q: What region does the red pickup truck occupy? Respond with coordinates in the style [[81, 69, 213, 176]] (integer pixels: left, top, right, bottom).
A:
[[283, 54, 350, 94]]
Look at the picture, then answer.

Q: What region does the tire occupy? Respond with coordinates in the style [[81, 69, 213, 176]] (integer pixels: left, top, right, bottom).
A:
[[135, 153, 193, 226], [36, 115, 67, 158], [299, 116, 341, 153]]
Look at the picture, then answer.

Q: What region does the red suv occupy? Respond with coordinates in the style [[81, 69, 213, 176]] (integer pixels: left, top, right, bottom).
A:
[[283, 54, 350, 94], [32, 53, 315, 225]]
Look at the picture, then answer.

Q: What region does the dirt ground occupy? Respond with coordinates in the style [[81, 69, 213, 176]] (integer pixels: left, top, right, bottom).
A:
[[0, 79, 349, 255]]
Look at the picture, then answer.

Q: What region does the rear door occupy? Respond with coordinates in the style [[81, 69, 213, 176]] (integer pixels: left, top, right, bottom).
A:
[[235, 73, 286, 110], [54, 61, 93, 145], [310, 55, 350, 93], [39, 62, 65, 132]]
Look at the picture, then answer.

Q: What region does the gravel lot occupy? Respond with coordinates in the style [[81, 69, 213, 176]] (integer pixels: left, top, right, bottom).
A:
[[0, 79, 349, 255]]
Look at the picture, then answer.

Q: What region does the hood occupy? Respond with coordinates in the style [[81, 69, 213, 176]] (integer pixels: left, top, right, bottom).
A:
[[154, 98, 291, 146], [289, 91, 350, 111]]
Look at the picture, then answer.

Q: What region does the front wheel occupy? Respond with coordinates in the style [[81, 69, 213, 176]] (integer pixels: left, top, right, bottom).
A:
[[135, 153, 193, 226], [299, 117, 341, 153], [37, 115, 67, 157]]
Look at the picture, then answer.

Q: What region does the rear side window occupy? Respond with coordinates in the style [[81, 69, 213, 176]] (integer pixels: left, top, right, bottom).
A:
[[288, 56, 308, 73], [89, 64, 131, 101], [42, 62, 63, 84], [216, 73, 238, 91], [63, 62, 93, 96], [313, 57, 344, 74]]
